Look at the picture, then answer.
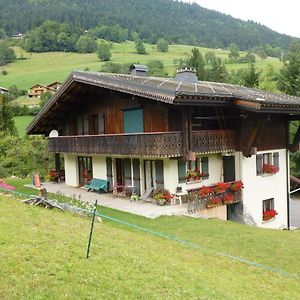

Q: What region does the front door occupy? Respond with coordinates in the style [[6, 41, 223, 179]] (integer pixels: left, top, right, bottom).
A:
[[223, 156, 235, 182], [115, 158, 124, 186], [133, 159, 141, 195]]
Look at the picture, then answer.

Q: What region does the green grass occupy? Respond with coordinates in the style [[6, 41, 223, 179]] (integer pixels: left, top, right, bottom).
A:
[[0, 42, 282, 93], [1, 178, 300, 299], [14, 115, 34, 137]]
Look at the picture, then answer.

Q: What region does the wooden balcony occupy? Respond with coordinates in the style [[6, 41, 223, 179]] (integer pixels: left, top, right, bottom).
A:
[[48, 130, 236, 157]]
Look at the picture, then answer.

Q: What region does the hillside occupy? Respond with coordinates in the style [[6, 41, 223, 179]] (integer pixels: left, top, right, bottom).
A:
[[0, 0, 298, 50], [0, 43, 282, 91], [1, 189, 300, 298]]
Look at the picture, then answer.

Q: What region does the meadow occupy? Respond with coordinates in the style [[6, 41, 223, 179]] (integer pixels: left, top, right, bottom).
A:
[[14, 115, 34, 137], [0, 178, 300, 299], [0, 41, 282, 91]]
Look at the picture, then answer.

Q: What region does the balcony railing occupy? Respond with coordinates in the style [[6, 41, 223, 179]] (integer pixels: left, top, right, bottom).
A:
[[48, 130, 236, 157]]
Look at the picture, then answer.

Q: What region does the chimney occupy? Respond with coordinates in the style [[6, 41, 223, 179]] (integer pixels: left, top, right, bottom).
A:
[[130, 64, 148, 76], [175, 68, 198, 83]]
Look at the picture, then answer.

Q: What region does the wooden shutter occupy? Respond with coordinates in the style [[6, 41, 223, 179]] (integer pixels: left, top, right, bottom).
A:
[[132, 159, 141, 195], [201, 157, 209, 179], [83, 115, 89, 135], [106, 157, 113, 189], [256, 154, 263, 175], [124, 159, 132, 187], [155, 160, 164, 189], [98, 113, 104, 134], [123, 109, 144, 133], [178, 159, 186, 183], [273, 152, 279, 171]]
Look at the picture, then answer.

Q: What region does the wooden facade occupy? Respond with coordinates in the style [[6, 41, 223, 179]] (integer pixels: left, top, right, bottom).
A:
[[48, 130, 236, 157], [45, 86, 291, 158]]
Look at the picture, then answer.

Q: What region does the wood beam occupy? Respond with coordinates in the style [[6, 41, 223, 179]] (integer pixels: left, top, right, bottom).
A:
[[242, 117, 265, 157]]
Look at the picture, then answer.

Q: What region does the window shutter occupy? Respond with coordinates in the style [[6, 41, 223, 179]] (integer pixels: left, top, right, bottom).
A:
[[124, 159, 132, 187], [98, 113, 104, 134], [155, 160, 164, 189], [178, 159, 186, 183], [83, 115, 89, 135], [201, 157, 209, 179], [256, 154, 263, 175], [106, 157, 113, 189], [273, 152, 279, 171]]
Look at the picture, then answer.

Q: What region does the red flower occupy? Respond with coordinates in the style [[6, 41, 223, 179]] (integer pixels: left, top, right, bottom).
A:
[[229, 180, 244, 192], [199, 186, 213, 197], [262, 164, 278, 174], [222, 193, 234, 204], [263, 209, 278, 221], [212, 196, 221, 205], [214, 182, 230, 194]]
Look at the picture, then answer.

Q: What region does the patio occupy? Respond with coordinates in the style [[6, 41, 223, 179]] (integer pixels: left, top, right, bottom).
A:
[[42, 182, 188, 219]]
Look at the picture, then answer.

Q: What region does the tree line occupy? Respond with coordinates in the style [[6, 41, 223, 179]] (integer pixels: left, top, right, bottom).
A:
[[0, 0, 298, 52]]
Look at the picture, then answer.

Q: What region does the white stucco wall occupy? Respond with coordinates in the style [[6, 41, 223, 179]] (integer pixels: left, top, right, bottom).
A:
[[92, 156, 107, 179], [64, 153, 78, 186], [238, 149, 288, 229]]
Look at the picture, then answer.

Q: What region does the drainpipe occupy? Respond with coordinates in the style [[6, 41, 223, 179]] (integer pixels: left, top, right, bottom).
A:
[[286, 148, 290, 230], [286, 120, 291, 230]]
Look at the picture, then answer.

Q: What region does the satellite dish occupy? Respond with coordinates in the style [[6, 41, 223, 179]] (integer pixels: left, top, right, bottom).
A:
[[49, 130, 59, 138]]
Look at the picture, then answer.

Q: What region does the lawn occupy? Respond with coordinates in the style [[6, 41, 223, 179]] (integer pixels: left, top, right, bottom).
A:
[[0, 178, 300, 299], [0, 42, 282, 92], [14, 115, 34, 137]]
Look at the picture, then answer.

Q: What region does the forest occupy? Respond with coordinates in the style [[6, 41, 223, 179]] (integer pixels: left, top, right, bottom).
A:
[[0, 0, 298, 51]]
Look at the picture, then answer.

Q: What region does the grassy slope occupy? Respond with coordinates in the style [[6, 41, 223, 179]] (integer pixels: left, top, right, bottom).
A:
[[14, 115, 34, 137], [1, 179, 300, 299], [0, 42, 282, 91]]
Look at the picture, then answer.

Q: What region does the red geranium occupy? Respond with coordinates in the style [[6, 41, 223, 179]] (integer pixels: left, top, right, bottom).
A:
[[263, 209, 278, 221], [262, 164, 278, 174], [211, 196, 221, 205], [199, 186, 213, 197], [222, 193, 234, 204], [214, 182, 230, 194]]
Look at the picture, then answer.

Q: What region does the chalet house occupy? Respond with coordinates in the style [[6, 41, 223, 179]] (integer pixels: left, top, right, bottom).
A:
[[27, 67, 300, 229], [27, 82, 61, 98]]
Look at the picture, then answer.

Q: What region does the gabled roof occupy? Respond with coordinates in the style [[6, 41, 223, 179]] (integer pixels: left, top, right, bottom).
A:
[[27, 70, 300, 135]]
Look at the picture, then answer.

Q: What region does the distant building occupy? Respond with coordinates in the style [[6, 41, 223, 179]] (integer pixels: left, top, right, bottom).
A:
[[0, 87, 8, 94], [27, 82, 61, 98]]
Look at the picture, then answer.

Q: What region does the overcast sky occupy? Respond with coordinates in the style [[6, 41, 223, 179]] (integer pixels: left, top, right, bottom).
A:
[[181, 0, 300, 38]]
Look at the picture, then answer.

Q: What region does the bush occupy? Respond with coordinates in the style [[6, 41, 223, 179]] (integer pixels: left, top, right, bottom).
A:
[[97, 42, 112, 61], [156, 39, 169, 52], [1, 70, 7, 75], [135, 40, 146, 54]]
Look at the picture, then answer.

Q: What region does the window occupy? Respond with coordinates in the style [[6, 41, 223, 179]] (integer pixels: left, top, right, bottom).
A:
[[178, 156, 209, 183], [256, 152, 279, 176], [262, 198, 277, 221]]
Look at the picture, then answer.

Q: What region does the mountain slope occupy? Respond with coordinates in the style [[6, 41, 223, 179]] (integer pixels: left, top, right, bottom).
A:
[[0, 0, 297, 50]]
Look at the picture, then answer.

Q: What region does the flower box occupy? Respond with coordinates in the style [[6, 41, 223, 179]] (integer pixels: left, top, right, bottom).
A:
[[262, 164, 278, 175], [263, 209, 278, 221]]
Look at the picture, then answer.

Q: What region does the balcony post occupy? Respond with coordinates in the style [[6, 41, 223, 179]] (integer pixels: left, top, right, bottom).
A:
[[181, 108, 192, 161]]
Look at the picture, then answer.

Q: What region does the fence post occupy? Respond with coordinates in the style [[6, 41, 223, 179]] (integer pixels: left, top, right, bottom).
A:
[[86, 200, 98, 259]]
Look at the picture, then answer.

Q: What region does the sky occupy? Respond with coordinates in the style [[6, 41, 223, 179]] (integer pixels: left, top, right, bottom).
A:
[[181, 0, 300, 38]]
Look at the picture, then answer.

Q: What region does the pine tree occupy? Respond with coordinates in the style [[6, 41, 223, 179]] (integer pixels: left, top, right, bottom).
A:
[[186, 47, 205, 80], [278, 42, 300, 96], [241, 62, 261, 88]]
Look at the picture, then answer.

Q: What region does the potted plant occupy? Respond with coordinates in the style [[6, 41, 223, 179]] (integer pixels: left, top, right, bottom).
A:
[[153, 188, 172, 205], [186, 169, 205, 182]]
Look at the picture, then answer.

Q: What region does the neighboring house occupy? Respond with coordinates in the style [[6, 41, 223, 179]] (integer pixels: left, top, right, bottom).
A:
[[47, 81, 61, 91], [0, 87, 8, 94], [27, 67, 300, 229], [28, 82, 61, 98]]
